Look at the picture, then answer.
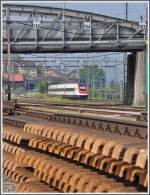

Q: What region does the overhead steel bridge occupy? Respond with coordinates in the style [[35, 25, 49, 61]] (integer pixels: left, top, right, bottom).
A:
[[3, 4, 146, 53]]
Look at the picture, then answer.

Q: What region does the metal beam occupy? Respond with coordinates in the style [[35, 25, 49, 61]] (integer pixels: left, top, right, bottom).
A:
[[2, 4, 145, 53], [116, 23, 119, 41], [12, 9, 35, 47], [69, 21, 84, 42], [3, 4, 139, 29], [69, 16, 90, 42], [89, 16, 92, 46], [128, 28, 143, 40], [98, 21, 117, 41], [42, 13, 62, 42], [63, 3, 65, 47]]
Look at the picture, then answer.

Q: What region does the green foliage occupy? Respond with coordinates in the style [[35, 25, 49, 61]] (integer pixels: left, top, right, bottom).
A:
[[37, 66, 43, 76], [89, 88, 97, 98], [79, 65, 105, 98], [80, 65, 105, 89], [36, 81, 46, 93], [26, 92, 71, 103]]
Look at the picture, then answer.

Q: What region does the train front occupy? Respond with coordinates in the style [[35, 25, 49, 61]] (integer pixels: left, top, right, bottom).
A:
[[77, 83, 88, 99]]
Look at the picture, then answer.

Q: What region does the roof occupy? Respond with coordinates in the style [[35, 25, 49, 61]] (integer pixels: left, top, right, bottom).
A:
[[3, 73, 24, 82]]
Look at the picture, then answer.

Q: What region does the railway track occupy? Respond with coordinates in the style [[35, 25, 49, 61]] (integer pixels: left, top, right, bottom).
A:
[[2, 113, 148, 193], [3, 101, 148, 141], [3, 99, 147, 122], [16, 98, 146, 111], [4, 106, 147, 140]]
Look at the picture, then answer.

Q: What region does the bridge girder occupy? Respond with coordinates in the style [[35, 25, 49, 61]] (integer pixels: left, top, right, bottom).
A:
[[3, 4, 146, 53]]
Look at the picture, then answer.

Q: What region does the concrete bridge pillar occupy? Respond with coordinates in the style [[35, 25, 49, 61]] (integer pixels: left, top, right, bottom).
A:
[[126, 53, 136, 105], [133, 50, 146, 106], [126, 50, 146, 106]]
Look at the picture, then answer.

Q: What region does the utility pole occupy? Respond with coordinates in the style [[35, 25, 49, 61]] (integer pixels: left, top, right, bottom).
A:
[[125, 2, 128, 20], [104, 53, 107, 101], [6, 8, 11, 101], [145, 5, 148, 108], [45, 54, 47, 93], [123, 2, 128, 104], [86, 53, 90, 98], [115, 62, 117, 101], [123, 52, 127, 104], [92, 58, 94, 100]]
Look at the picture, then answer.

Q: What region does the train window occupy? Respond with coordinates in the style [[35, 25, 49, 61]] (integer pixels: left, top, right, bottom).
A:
[[80, 86, 86, 89], [65, 88, 75, 91], [79, 83, 86, 90], [48, 88, 75, 91], [80, 86, 86, 91]]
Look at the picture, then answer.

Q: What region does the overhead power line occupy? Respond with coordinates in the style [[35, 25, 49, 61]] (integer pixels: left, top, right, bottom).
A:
[[3, 52, 123, 59], [3, 58, 124, 63]]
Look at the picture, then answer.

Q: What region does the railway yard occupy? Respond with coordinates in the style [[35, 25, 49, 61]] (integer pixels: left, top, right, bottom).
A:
[[2, 99, 148, 193]]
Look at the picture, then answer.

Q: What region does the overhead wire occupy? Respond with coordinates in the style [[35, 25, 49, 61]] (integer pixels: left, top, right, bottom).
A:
[[3, 52, 123, 59]]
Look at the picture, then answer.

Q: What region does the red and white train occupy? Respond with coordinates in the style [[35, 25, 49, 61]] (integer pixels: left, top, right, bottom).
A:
[[48, 83, 88, 99]]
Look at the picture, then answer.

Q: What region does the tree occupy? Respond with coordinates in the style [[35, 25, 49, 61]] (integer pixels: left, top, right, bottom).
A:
[[79, 65, 105, 98], [37, 66, 43, 77], [80, 65, 105, 87], [36, 81, 47, 93]]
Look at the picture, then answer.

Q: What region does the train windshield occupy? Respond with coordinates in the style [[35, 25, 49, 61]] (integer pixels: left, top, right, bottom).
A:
[[79, 83, 86, 90]]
